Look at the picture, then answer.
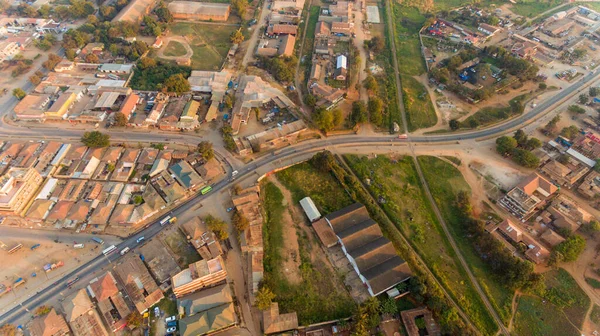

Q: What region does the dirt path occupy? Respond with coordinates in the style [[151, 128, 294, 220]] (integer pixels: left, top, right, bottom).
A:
[[267, 176, 302, 284], [156, 36, 193, 60], [508, 292, 520, 331]]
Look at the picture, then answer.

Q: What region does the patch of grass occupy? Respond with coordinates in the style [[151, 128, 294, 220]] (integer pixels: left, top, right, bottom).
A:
[[544, 268, 590, 327], [442, 156, 461, 166], [417, 156, 514, 325], [378, 2, 402, 131], [275, 162, 353, 214], [168, 22, 237, 70], [163, 41, 188, 57], [261, 181, 356, 325], [586, 277, 600, 289], [463, 94, 528, 129], [401, 75, 437, 131], [591, 304, 600, 324], [391, 4, 427, 76], [513, 295, 579, 336], [511, 0, 564, 18], [163, 230, 201, 268], [344, 155, 498, 334]]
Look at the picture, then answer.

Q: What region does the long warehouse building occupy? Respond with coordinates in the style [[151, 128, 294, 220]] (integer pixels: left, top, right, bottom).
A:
[[168, 1, 231, 21]]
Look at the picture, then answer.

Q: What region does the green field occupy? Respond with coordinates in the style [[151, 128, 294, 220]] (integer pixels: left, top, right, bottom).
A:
[[168, 22, 237, 70], [591, 304, 600, 324], [344, 155, 498, 335], [417, 156, 515, 324], [463, 94, 528, 129], [514, 268, 589, 336], [401, 75, 437, 131], [261, 181, 356, 325], [378, 2, 402, 131], [163, 41, 187, 57], [275, 162, 353, 214], [391, 5, 427, 76], [511, 0, 565, 18]]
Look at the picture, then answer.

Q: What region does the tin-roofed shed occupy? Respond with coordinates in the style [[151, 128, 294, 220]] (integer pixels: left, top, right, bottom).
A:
[[299, 197, 321, 222]]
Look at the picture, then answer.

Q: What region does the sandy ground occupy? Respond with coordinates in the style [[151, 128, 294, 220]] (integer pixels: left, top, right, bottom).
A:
[[0, 233, 121, 316], [156, 36, 194, 60]]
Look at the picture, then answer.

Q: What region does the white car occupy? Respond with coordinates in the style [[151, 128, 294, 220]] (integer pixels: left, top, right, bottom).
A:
[[136, 236, 145, 244], [166, 327, 177, 333], [165, 316, 177, 323], [154, 307, 160, 317]]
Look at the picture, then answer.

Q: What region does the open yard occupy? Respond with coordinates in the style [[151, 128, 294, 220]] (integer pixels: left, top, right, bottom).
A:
[[161, 227, 201, 268], [343, 154, 497, 335], [166, 22, 238, 70], [417, 156, 515, 325], [402, 76, 437, 131], [392, 4, 427, 76], [275, 162, 353, 214], [163, 40, 188, 57], [513, 268, 589, 336], [510, 0, 564, 18], [261, 180, 356, 325]]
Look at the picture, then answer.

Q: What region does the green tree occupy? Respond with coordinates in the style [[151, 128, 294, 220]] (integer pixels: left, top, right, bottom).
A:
[[524, 137, 542, 150], [133, 195, 144, 205], [313, 108, 335, 131], [231, 0, 248, 18], [81, 131, 110, 148], [126, 311, 142, 328], [590, 87, 600, 97], [350, 101, 367, 126], [539, 82, 547, 90], [138, 57, 157, 70], [366, 36, 384, 52], [65, 49, 76, 61], [579, 94, 589, 105], [164, 74, 190, 93], [114, 112, 128, 126], [255, 286, 275, 310], [232, 211, 249, 232], [496, 136, 517, 156], [379, 298, 398, 316], [511, 148, 540, 168], [560, 125, 580, 140], [197, 141, 214, 161], [363, 75, 378, 92], [568, 105, 586, 114], [34, 305, 51, 316], [155, 1, 173, 22], [332, 108, 343, 127], [12, 88, 26, 100], [29, 74, 41, 85], [449, 119, 460, 130], [42, 53, 62, 70], [0, 324, 16, 336], [553, 235, 586, 262], [85, 53, 99, 63], [352, 298, 380, 335], [205, 215, 229, 240], [544, 115, 561, 135], [304, 94, 316, 107], [513, 129, 528, 147], [230, 28, 244, 44], [368, 97, 383, 125]]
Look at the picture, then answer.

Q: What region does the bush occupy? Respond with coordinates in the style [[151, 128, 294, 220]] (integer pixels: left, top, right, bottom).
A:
[[553, 235, 586, 263], [81, 131, 110, 148], [205, 215, 228, 240]]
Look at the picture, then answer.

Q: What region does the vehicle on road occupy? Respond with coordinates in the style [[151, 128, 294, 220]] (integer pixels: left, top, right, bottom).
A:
[[66, 277, 79, 288], [167, 321, 177, 327], [102, 245, 117, 255], [136, 237, 145, 244], [398, 134, 408, 139], [226, 207, 234, 212], [160, 216, 172, 226], [232, 170, 238, 177], [165, 316, 177, 322], [91, 237, 104, 245], [120, 247, 130, 255], [200, 186, 212, 195]]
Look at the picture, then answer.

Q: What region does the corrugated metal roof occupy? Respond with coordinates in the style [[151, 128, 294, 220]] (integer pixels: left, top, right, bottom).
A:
[[299, 197, 321, 222]]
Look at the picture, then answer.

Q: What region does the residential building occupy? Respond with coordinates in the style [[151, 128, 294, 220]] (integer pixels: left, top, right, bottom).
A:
[[278, 34, 296, 56], [263, 303, 298, 334], [118, 93, 139, 121], [331, 22, 353, 35], [478, 23, 501, 36], [325, 203, 412, 296], [315, 21, 331, 37], [335, 55, 348, 81], [113, 254, 164, 313], [542, 195, 593, 232], [87, 272, 130, 332], [187, 71, 231, 122], [0, 41, 21, 62], [180, 217, 223, 260], [0, 168, 43, 214], [540, 229, 565, 248], [14, 94, 51, 121], [168, 1, 230, 21], [499, 174, 558, 219], [236, 120, 307, 155], [497, 218, 522, 243], [177, 283, 237, 336], [99, 64, 134, 74], [62, 289, 109, 336], [540, 157, 589, 188], [233, 187, 263, 252], [172, 257, 228, 298], [112, 148, 140, 182], [112, 0, 157, 23], [578, 170, 600, 199], [45, 92, 77, 120], [268, 24, 298, 35], [28, 309, 70, 336]]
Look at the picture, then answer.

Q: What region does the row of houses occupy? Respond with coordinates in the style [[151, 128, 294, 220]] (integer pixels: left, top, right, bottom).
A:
[[0, 141, 223, 233], [28, 254, 163, 336]]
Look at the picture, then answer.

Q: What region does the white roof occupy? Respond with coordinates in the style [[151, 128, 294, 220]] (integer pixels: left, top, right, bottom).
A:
[[36, 178, 58, 200], [299, 197, 321, 222], [566, 148, 596, 167], [99, 63, 134, 73], [366, 6, 381, 24], [95, 79, 126, 87], [336, 55, 347, 69]]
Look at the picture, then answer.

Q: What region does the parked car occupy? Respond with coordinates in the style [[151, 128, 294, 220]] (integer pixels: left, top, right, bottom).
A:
[[154, 307, 160, 317], [165, 316, 177, 323], [166, 327, 177, 333], [167, 321, 177, 327], [136, 237, 145, 244]]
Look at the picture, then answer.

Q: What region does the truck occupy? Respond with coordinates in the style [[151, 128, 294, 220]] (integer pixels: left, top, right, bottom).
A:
[[120, 247, 130, 255], [74, 243, 85, 249], [91, 237, 104, 245], [30, 244, 41, 250]]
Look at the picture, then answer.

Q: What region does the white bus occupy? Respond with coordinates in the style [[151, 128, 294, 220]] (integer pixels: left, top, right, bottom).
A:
[[102, 245, 117, 255], [160, 216, 172, 226]]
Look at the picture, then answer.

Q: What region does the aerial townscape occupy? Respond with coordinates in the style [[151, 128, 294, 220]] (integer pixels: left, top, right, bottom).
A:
[[4, 0, 600, 335]]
